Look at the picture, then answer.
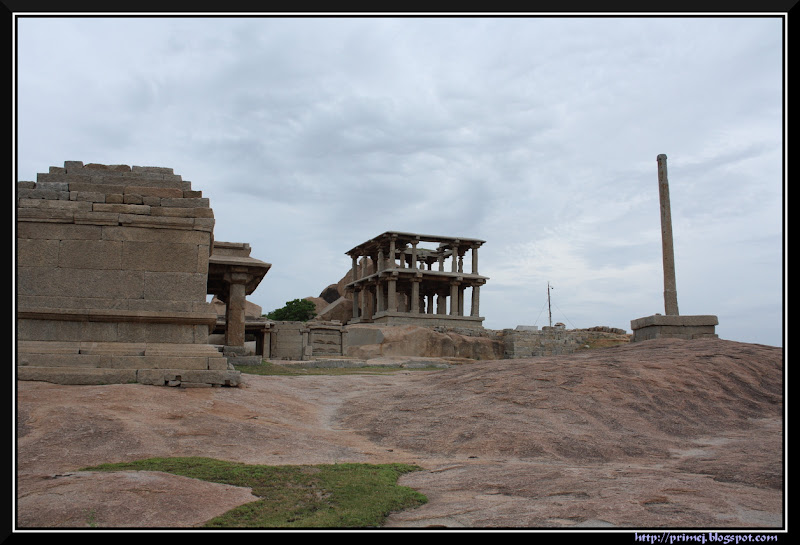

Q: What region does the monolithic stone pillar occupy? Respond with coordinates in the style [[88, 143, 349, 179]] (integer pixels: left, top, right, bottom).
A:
[[410, 278, 420, 313], [411, 241, 418, 270], [450, 281, 459, 316], [224, 273, 248, 347], [376, 283, 385, 312], [360, 258, 368, 311], [458, 284, 465, 316], [657, 154, 680, 316], [427, 294, 435, 314], [437, 291, 447, 314], [352, 287, 360, 319], [471, 244, 479, 274], [387, 276, 397, 312], [377, 248, 384, 272], [471, 285, 481, 317], [389, 236, 397, 269]]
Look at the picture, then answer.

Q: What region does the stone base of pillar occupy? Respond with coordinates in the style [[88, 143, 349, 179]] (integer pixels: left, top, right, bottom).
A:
[[630, 314, 719, 342]]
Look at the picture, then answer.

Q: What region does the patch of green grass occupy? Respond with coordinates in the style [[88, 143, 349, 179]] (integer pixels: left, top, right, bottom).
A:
[[82, 457, 427, 528]]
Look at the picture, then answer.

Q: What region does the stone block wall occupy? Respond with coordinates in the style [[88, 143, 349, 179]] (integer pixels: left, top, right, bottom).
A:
[[269, 322, 306, 360], [501, 326, 630, 358], [269, 322, 345, 360], [16, 161, 239, 387]]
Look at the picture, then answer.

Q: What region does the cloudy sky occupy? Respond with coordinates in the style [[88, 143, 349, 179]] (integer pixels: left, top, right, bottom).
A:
[[14, 14, 785, 347]]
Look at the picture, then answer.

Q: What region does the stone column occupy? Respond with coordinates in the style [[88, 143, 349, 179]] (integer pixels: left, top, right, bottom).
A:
[[360, 258, 369, 312], [471, 244, 479, 274], [437, 290, 447, 314], [410, 278, 420, 313], [374, 282, 384, 313], [387, 275, 397, 312], [450, 281, 459, 316], [377, 248, 384, 272], [451, 243, 459, 273], [458, 284, 465, 316], [427, 293, 435, 314], [352, 286, 360, 319], [657, 154, 680, 316], [411, 241, 418, 270], [471, 285, 481, 317], [389, 236, 397, 269], [224, 272, 249, 347]]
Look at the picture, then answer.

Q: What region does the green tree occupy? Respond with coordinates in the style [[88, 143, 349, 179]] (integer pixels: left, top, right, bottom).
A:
[[265, 299, 317, 322]]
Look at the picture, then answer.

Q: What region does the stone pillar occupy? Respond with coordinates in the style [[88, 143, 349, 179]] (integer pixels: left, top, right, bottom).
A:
[[437, 290, 447, 314], [375, 282, 386, 312], [458, 284, 465, 316], [657, 154, 680, 316], [389, 236, 396, 269], [411, 241, 418, 270], [360, 258, 368, 312], [352, 287, 360, 319], [410, 278, 420, 313], [387, 275, 397, 312], [450, 281, 459, 316], [224, 273, 248, 347], [471, 285, 481, 317], [351, 254, 358, 282], [471, 244, 479, 274], [377, 248, 384, 272], [451, 245, 459, 273], [427, 293, 435, 314]]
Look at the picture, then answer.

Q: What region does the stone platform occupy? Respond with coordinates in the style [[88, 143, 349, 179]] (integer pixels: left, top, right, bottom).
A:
[[630, 314, 719, 342]]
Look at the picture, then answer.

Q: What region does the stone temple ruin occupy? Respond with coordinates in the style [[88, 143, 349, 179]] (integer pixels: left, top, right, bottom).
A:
[[16, 161, 270, 387], [345, 231, 487, 329], [15, 160, 635, 386]]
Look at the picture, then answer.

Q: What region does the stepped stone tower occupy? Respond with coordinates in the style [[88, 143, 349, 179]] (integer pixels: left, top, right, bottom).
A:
[[16, 161, 240, 387]]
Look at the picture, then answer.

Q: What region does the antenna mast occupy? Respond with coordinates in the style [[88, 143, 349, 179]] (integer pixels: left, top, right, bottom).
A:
[[547, 282, 553, 327]]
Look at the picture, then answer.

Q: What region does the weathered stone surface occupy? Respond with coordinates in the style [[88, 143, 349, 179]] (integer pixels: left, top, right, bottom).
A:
[[303, 296, 329, 315], [15, 338, 783, 528], [344, 324, 503, 360], [313, 296, 353, 323], [16, 161, 237, 387], [319, 284, 341, 304]]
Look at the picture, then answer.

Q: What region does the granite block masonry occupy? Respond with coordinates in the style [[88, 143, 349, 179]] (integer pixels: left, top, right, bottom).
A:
[[16, 161, 241, 386]]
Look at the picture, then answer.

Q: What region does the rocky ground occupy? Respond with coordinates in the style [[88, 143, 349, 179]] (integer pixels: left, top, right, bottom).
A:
[[14, 337, 784, 531]]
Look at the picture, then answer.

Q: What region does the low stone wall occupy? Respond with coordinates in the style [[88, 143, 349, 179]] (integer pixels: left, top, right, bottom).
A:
[[269, 321, 345, 360], [501, 326, 631, 358], [262, 322, 630, 362]]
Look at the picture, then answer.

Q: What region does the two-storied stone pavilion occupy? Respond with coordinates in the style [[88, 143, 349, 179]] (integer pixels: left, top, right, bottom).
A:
[[16, 161, 269, 387], [345, 231, 488, 329]]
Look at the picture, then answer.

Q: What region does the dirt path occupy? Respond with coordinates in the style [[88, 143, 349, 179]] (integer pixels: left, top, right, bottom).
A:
[[15, 338, 784, 530]]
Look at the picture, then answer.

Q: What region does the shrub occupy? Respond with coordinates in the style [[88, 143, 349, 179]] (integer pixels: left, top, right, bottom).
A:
[[265, 299, 317, 322]]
